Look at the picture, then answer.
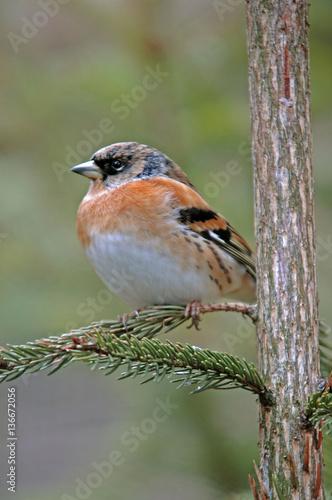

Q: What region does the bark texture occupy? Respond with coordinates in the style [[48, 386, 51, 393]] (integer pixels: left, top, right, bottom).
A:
[[246, 1, 324, 498]]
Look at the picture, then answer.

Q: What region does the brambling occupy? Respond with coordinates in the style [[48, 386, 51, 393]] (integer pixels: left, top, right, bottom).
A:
[[71, 142, 256, 312]]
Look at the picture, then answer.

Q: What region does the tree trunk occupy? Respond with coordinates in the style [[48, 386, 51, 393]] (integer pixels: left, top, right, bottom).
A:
[[245, 1, 324, 498]]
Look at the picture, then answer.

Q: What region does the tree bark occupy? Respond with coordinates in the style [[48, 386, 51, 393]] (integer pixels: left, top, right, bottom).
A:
[[245, 1, 324, 498]]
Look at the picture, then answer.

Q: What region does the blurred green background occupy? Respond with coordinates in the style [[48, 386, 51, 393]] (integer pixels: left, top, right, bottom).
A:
[[1, 1, 331, 499]]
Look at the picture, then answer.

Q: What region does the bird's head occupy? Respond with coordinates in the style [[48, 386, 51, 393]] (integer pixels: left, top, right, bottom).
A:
[[71, 141, 196, 190], [71, 142, 174, 188]]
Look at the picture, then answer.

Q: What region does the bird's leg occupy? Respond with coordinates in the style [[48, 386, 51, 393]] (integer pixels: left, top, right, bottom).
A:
[[118, 310, 140, 332], [185, 300, 202, 330], [118, 313, 129, 332]]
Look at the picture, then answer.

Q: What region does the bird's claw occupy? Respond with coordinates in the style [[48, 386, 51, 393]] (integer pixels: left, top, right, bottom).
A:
[[118, 310, 140, 332], [185, 300, 202, 330]]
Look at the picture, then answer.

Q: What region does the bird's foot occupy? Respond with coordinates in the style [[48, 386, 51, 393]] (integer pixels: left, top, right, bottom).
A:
[[185, 300, 202, 330], [118, 310, 140, 331]]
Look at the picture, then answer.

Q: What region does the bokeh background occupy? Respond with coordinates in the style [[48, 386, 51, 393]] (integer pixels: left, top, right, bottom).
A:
[[1, 1, 331, 499]]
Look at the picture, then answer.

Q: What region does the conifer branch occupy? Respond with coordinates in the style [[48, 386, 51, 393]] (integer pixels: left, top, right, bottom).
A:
[[0, 306, 329, 411], [104, 302, 257, 337], [0, 303, 271, 404], [297, 322, 332, 436], [305, 389, 332, 436]]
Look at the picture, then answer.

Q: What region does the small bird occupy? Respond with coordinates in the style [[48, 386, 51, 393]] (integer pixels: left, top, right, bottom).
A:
[[71, 142, 256, 314]]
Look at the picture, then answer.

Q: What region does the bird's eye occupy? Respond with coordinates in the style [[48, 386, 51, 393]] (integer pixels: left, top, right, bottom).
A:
[[112, 160, 123, 171]]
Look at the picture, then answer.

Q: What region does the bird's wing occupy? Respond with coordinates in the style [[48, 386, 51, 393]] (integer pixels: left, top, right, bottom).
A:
[[183, 209, 256, 279], [153, 177, 256, 280]]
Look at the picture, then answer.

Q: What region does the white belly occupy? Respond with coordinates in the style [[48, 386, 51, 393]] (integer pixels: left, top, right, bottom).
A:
[[84, 232, 219, 308]]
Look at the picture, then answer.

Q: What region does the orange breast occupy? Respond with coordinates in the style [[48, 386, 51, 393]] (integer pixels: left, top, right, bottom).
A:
[[76, 176, 232, 249], [77, 178, 179, 247]]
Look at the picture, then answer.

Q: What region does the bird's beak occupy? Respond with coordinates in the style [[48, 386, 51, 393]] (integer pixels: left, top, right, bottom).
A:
[[71, 161, 103, 180]]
